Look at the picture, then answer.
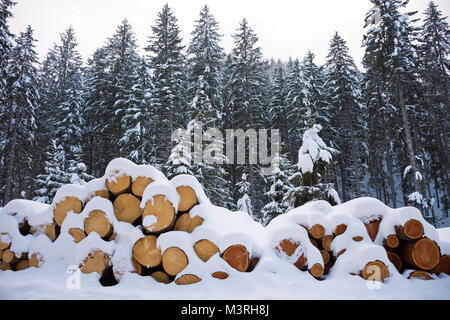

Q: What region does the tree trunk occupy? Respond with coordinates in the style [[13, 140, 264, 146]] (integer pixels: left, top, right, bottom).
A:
[[132, 235, 162, 269], [344, 101, 361, 197], [397, 238, 440, 270], [3, 122, 18, 205], [222, 244, 250, 272], [395, 219, 424, 241], [173, 213, 204, 233]]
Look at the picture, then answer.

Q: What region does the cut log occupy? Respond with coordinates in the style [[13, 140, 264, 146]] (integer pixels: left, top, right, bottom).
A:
[[162, 247, 189, 276], [113, 193, 141, 224], [360, 260, 389, 282], [53, 196, 83, 227], [212, 271, 229, 279], [383, 234, 399, 249], [131, 176, 154, 198], [69, 228, 87, 243], [395, 219, 424, 241], [176, 186, 198, 212], [86, 190, 110, 203], [45, 223, 58, 242], [107, 233, 116, 242], [309, 224, 325, 239], [80, 250, 110, 275], [84, 210, 112, 239], [175, 274, 201, 285], [352, 236, 364, 242], [430, 255, 450, 276], [222, 244, 249, 272], [275, 239, 306, 270], [105, 172, 131, 196], [398, 238, 440, 270], [309, 263, 324, 278], [0, 233, 11, 250], [150, 271, 171, 284], [364, 217, 382, 241], [132, 235, 161, 268], [334, 224, 347, 236], [337, 248, 346, 257], [173, 213, 204, 233], [0, 261, 11, 271], [29, 253, 42, 268], [193, 239, 219, 262], [2, 249, 20, 264], [408, 270, 434, 280], [142, 195, 176, 234], [321, 235, 334, 252], [320, 250, 330, 265], [386, 251, 402, 272], [15, 259, 29, 271], [0, 249, 3, 261]]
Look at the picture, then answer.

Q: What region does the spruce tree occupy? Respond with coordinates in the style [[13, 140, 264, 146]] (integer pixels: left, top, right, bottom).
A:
[[284, 124, 340, 209]]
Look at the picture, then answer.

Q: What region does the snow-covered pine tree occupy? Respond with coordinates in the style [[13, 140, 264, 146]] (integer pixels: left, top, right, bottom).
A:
[[119, 55, 153, 164], [0, 0, 15, 204], [418, 1, 450, 218], [324, 32, 365, 201], [83, 47, 109, 176], [34, 140, 69, 203], [261, 151, 293, 225], [236, 173, 255, 221], [224, 18, 267, 211], [187, 5, 224, 125], [188, 76, 231, 207], [146, 4, 186, 167], [3, 26, 40, 204], [284, 124, 340, 209], [51, 27, 85, 167]]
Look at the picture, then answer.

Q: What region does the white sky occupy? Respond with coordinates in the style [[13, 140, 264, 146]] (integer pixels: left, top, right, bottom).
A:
[[8, 0, 450, 69]]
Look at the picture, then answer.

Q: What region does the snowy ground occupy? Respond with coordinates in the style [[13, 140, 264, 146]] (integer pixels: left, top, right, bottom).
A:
[[1, 227, 449, 300]]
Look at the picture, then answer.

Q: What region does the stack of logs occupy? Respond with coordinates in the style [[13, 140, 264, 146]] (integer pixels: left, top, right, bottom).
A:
[[0, 172, 259, 285], [275, 217, 449, 281], [1, 168, 449, 285]]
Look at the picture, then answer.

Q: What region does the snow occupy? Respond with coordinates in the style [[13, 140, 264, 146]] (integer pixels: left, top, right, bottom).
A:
[[140, 182, 180, 210], [104, 158, 167, 183], [0, 199, 53, 227]]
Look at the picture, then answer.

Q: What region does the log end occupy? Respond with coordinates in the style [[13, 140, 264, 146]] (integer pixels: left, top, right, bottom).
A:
[[176, 186, 198, 212], [175, 274, 201, 285], [222, 245, 249, 272]]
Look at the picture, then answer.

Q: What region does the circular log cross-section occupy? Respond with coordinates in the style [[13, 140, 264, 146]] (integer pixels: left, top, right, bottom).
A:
[[395, 219, 424, 241], [321, 235, 334, 252], [275, 239, 306, 270], [69, 228, 87, 243], [132, 176, 154, 198], [431, 255, 450, 276], [334, 224, 347, 236], [113, 193, 142, 224], [80, 250, 110, 275], [174, 213, 204, 233], [175, 274, 201, 285], [212, 271, 229, 280], [84, 210, 112, 239], [2, 249, 19, 264], [320, 250, 330, 265], [162, 247, 189, 276], [352, 236, 364, 242], [0, 261, 11, 271], [29, 253, 42, 268], [132, 235, 162, 268], [222, 245, 249, 272], [53, 196, 83, 227], [384, 235, 399, 249], [398, 238, 440, 270], [106, 172, 131, 196], [310, 263, 324, 278], [309, 224, 325, 239], [387, 251, 402, 272], [150, 271, 171, 284], [45, 223, 58, 242], [142, 195, 176, 233], [194, 239, 219, 262], [176, 186, 198, 212], [361, 260, 389, 282], [408, 270, 434, 280]]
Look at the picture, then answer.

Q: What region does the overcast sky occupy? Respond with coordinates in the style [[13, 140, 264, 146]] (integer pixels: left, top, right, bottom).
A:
[[8, 0, 450, 69]]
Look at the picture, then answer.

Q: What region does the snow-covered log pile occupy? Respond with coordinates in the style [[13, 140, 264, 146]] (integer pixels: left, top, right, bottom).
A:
[[0, 159, 449, 286]]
